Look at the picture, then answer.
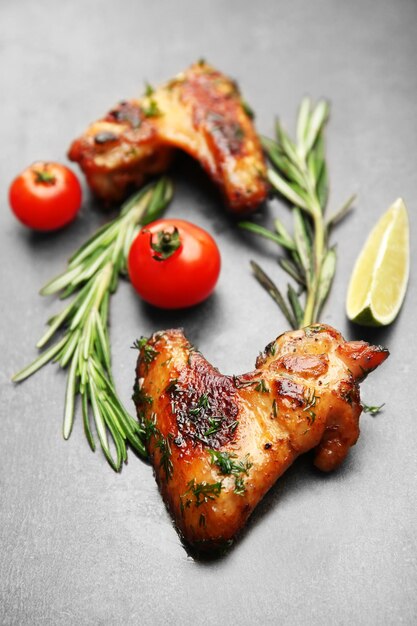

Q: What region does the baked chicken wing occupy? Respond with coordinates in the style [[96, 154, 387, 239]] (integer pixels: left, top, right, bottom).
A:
[[68, 61, 267, 213], [134, 324, 388, 552]]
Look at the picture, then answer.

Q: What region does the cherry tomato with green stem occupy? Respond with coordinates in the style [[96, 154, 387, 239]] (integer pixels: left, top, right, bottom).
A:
[[9, 161, 82, 231], [128, 219, 221, 309]]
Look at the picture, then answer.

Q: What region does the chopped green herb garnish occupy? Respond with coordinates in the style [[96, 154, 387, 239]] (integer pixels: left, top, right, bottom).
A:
[[131, 336, 149, 350], [166, 378, 179, 394], [204, 417, 222, 437], [234, 476, 246, 496], [141, 414, 158, 442], [234, 377, 262, 389], [144, 82, 154, 96], [143, 344, 159, 364], [305, 325, 326, 337], [234, 124, 245, 140], [267, 342, 277, 356], [189, 393, 211, 418], [155, 433, 173, 480], [255, 379, 269, 393], [199, 513, 206, 527], [241, 99, 255, 119], [132, 380, 152, 406], [362, 403, 385, 416], [143, 99, 162, 118], [209, 450, 252, 496], [182, 479, 223, 507], [303, 388, 318, 424], [209, 450, 252, 477], [198, 393, 210, 409]]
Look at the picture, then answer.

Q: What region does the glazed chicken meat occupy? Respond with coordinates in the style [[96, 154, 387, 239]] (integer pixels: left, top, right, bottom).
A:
[[68, 61, 268, 213], [134, 324, 388, 551]]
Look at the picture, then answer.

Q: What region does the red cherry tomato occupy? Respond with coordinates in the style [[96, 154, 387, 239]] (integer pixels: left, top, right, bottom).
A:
[[128, 219, 221, 309], [9, 161, 82, 231]]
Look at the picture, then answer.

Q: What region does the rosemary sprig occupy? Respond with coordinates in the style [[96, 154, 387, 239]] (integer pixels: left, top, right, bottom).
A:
[[12, 178, 173, 471], [240, 98, 355, 328]]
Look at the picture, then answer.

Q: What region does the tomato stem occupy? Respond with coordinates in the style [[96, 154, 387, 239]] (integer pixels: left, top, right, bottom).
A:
[[33, 164, 56, 185], [150, 227, 181, 261]]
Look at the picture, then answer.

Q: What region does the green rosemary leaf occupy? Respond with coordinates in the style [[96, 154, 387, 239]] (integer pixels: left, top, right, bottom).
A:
[[274, 218, 295, 250], [93, 310, 111, 371], [278, 258, 306, 286], [12, 335, 68, 382], [316, 160, 328, 211], [268, 169, 309, 211], [290, 181, 311, 208], [327, 194, 356, 229], [250, 260, 296, 329], [296, 97, 311, 152], [111, 225, 126, 265], [239, 221, 292, 249], [99, 399, 125, 467], [59, 329, 81, 367], [306, 131, 324, 186], [315, 246, 336, 319], [71, 248, 110, 286], [122, 220, 138, 261], [100, 291, 110, 326], [262, 137, 305, 188], [81, 391, 96, 452], [63, 351, 78, 439], [40, 265, 84, 296], [69, 278, 99, 331], [287, 283, 304, 327], [109, 266, 120, 294], [88, 357, 109, 391], [275, 119, 300, 166], [79, 347, 88, 388], [88, 379, 117, 471], [261, 135, 282, 158], [83, 316, 94, 360], [304, 100, 329, 155], [68, 220, 118, 268], [120, 185, 150, 217], [293, 207, 312, 280], [36, 300, 75, 348], [142, 178, 174, 225]]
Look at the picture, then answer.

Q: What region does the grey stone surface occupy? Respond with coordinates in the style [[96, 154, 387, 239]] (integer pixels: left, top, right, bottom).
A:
[[1, 0, 416, 624]]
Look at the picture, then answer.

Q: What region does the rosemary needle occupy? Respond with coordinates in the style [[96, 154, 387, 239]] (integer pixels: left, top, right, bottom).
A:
[[12, 178, 173, 471], [240, 98, 355, 328]]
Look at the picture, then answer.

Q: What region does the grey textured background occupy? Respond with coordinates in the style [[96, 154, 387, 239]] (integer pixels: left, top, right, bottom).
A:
[[1, 0, 416, 624]]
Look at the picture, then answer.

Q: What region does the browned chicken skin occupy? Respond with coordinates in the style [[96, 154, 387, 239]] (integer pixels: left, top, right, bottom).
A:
[[68, 61, 268, 213], [134, 324, 388, 552]]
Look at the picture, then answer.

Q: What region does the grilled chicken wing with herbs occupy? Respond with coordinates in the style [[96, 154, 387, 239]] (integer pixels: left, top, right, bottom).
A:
[[68, 61, 267, 213], [134, 324, 388, 552]]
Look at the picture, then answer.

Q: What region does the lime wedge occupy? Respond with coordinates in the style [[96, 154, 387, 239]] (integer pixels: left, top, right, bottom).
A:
[[346, 198, 410, 326]]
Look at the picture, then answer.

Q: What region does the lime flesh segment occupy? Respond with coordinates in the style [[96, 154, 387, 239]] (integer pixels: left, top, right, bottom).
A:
[[346, 198, 410, 326]]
